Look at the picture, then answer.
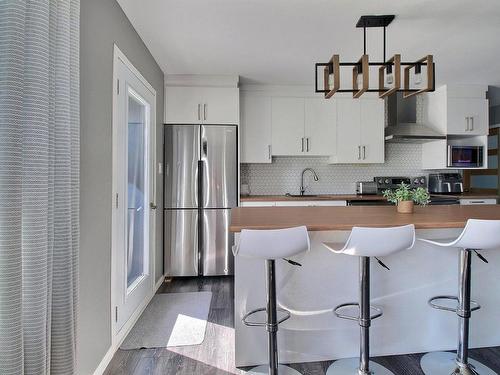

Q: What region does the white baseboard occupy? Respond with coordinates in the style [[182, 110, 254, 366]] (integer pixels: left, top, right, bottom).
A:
[[91, 275, 165, 375]]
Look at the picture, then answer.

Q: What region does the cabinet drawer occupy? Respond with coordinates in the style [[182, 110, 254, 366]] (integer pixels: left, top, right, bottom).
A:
[[275, 200, 347, 207], [459, 198, 497, 205], [240, 201, 276, 207]]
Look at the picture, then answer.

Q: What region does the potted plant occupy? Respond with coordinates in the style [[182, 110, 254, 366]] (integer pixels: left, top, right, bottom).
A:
[[383, 183, 431, 213]]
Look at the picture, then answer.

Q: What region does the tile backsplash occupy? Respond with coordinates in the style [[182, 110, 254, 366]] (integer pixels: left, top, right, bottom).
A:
[[241, 143, 426, 195]]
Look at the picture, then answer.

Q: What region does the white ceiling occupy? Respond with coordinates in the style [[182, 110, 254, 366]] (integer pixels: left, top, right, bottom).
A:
[[117, 0, 500, 86]]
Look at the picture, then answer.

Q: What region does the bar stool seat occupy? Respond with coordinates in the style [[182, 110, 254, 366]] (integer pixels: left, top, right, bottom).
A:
[[235, 226, 310, 375], [323, 224, 415, 375], [418, 219, 500, 375]]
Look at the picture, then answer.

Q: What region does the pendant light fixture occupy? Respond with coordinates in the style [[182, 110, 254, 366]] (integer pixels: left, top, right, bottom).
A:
[[315, 15, 435, 99]]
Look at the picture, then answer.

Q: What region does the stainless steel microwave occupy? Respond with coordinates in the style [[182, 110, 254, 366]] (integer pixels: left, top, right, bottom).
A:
[[447, 145, 483, 168]]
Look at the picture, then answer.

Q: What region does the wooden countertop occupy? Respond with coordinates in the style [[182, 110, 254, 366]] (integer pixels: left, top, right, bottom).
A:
[[229, 205, 500, 232], [239, 193, 499, 202]]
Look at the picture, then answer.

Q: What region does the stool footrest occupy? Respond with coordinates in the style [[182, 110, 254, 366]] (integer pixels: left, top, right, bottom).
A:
[[428, 295, 481, 314], [242, 307, 291, 327], [333, 302, 383, 322]]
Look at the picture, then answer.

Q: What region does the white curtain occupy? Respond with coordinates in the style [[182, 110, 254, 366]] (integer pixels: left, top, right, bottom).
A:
[[0, 1, 80, 374]]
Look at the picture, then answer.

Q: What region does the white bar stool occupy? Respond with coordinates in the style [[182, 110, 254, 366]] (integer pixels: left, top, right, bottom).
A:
[[418, 219, 500, 375], [234, 226, 310, 375], [323, 224, 415, 375]]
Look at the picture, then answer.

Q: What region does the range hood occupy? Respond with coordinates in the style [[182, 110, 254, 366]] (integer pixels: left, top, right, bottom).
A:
[[385, 92, 446, 143]]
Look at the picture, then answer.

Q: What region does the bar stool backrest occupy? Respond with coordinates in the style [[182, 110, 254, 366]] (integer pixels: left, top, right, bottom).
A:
[[453, 219, 500, 250], [234, 226, 310, 260], [340, 224, 415, 257]]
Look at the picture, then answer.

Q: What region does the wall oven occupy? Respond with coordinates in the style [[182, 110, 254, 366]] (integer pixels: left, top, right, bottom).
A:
[[447, 145, 483, 168]]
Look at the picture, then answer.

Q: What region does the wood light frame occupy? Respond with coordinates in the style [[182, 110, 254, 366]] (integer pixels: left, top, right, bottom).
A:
[[378, 54, 401, 98], [353, 55, 369, 98], [323, 55, 340, 99], [403, 55, 434, 98]]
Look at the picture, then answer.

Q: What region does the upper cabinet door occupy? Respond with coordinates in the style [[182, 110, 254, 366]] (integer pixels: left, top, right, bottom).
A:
[[360, 99, 385, 163], [447, 98, 488, 136], [240, 95, 272, 163], [165, 86, 203, 124], [200, 87, 239, 124], [271, 97, 305, 156], [335, 99, 361, 163], [304, 98, 336, 156]]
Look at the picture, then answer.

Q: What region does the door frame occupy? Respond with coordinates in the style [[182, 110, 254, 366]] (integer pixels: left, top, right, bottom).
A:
[[111, 44, 158, 346]]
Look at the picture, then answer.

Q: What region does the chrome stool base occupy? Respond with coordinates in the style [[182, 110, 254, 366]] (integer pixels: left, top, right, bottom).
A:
[[420, 352, 497, 375], [247, 364, 303, 375], [326, 358, 394, 375]]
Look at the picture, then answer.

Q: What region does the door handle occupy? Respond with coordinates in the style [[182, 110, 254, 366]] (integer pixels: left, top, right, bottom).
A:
[[149, 202, 157, 210], [204, 104, 207, 121], [301, 137, 304, 152], [198, 104, 201, 121], [268, 145, 272, 160], [358, 145, 361, 160], [470, 116, 474, 131], [306, 137, 310, 152], [363, 145, 366, 160]]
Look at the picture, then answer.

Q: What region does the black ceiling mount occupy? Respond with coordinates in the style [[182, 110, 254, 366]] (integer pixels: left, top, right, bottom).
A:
[[356, 15, 395, 28]]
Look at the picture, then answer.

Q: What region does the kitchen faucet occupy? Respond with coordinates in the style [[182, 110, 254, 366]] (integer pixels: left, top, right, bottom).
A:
[[300, 168, 319, 196]]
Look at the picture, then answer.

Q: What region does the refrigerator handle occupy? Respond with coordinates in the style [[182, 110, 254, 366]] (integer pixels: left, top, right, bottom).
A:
[[202, 139, 208, 157], [198, 159, 204, 207]]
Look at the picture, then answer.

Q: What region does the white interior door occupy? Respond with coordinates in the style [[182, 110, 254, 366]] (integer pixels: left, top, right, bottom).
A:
[[113, 47, 156, 333]]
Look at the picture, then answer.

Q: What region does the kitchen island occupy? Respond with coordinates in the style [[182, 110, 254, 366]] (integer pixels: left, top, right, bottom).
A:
[[230, 205, 500, 367]]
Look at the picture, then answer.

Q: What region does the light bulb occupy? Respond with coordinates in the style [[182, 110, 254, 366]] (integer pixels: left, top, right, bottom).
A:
[[414, 63, 422, 86], [357, 73, 364, 88], [356, 63, 364, 88], [385, 64, 393, 85], [328, 73, 334, 87]]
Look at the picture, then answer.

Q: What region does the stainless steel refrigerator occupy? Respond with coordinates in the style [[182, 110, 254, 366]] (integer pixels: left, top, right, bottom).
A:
[[164, 124, 237, 276]]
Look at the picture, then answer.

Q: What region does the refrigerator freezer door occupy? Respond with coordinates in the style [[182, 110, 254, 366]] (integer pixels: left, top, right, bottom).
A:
[[200, 125, 237, 208], [164, 125, 200, 209], [164, 209, 199, 276], [201, 209, 234, 276]]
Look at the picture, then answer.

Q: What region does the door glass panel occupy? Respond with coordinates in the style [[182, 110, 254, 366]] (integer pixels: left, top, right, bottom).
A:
[[127, 88, 149, 289]]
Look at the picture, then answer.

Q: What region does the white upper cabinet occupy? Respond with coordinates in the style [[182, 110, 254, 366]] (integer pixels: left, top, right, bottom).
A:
[[447, 98, 488, 136], [423, 84, 488, 136], [360, 99, 385, 163], [304, 98, 336, 156], [198, 87, 239, 124], [240, 95, 272, 163], [165, 86, 202, 124], [335, 99, 361, 163], [271, 97, 336, 156], [164, 76, 239, 124], [271, 97, 305, 156], [330, 98, 384, 164]]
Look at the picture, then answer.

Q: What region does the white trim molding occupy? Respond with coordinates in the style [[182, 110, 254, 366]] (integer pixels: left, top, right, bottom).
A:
[[165, 74, 239, 88]]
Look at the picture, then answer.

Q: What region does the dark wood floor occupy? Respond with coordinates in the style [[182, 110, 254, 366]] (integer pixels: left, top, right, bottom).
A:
[[104, 277, 500, 375]]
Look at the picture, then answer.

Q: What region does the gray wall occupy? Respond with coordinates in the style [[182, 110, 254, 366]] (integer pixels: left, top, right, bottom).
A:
[[79, 0, 164, 373]]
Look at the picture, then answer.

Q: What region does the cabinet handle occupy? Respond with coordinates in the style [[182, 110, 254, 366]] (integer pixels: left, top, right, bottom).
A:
[[465, 117, 469, 131], [268, 145, 271, 160], [301, 137, 304, 152], [470, 116, 474, 131], [198, 104, 201, 121], [203, 104, 207, 121], [306, 137, 310, 152], [363, 145, 366, 160], [358, 145, 361, 160]]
